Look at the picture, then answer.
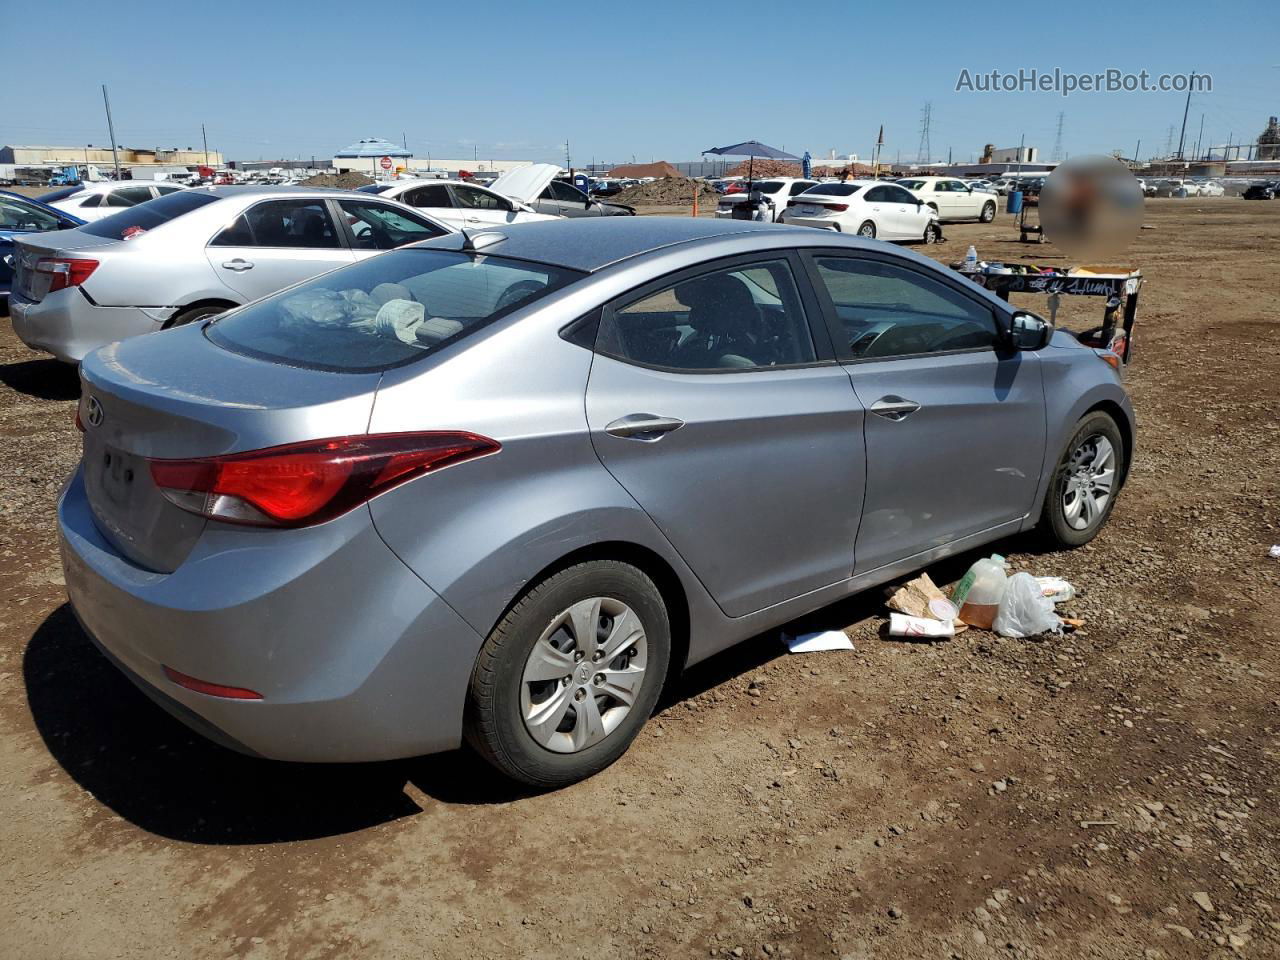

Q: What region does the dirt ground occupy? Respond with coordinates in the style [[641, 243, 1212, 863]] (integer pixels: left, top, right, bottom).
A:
[[1, 198, 1277, 960]]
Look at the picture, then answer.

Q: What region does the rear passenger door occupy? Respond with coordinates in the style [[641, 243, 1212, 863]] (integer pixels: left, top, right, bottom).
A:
[[206, 198, 354, 302], [399, 183, 457, 225], [585, 254, 865, 617], [804, 252, 1045, 573]]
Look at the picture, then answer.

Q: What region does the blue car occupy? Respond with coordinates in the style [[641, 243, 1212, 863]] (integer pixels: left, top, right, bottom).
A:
[[1, 190, 85, 297]]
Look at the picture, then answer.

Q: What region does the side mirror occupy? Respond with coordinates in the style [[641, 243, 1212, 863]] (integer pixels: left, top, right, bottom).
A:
[[1010, 311, 1052, 350]]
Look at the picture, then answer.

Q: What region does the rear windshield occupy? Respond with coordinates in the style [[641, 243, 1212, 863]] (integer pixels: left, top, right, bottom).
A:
[[80, 190, 221, 240], [205, 248, 583, 373], [896, 180, 925, 190], [802, 184, 862, 196], [358, 184, 393, 194], [753, 181, 785, 193]]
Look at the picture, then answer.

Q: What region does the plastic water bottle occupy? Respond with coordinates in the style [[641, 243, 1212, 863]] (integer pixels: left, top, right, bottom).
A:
[[951, 554, 1009, 629], [964, 245, 979, 271]]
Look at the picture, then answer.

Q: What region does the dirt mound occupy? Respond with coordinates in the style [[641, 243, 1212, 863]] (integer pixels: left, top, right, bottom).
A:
[[611, 176, 718, 207], [299, 171, 374, 189], [725, 158, 801, 178]]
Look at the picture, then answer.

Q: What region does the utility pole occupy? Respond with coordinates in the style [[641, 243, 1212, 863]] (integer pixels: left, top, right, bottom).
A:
[[1133, 139, 1141, 165], [1165, 125, 1175, 157], [201, 123, 209, 167], [1052, 112, 1065, 162], [101, 84, 121, 180], [1194, 113, 1204, 160], [564, 140, 571, 170], [1176, 73, 1194, 159]]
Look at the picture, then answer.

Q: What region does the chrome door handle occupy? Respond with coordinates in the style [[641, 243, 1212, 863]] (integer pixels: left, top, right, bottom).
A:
[[605, 414, 685, 441], [870, 396, 921, 421], [221, 259, 254, 271]]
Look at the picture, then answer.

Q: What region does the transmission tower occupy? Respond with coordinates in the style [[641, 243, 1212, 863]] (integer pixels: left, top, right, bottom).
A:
[[916, 102, 932, 164], [1052, 112, 1065, 162]]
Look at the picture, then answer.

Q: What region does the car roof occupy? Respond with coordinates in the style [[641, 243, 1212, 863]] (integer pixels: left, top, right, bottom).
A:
[[173, 184, 390, 200], [408, 217, 839, 273]]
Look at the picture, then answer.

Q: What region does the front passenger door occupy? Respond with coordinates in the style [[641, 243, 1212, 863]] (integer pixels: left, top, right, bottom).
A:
[[807, 253, 1045, 573], [585, 255, 865, 617]]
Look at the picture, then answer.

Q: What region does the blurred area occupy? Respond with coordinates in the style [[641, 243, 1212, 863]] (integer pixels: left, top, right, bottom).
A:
[[1040, 155, 1143, 261]]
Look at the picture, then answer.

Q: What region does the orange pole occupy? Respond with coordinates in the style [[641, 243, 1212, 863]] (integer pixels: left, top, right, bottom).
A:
[[692, 183, 699, 217]]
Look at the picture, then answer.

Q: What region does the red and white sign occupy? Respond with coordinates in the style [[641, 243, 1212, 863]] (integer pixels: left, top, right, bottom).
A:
[[379, 156, 393, 171]]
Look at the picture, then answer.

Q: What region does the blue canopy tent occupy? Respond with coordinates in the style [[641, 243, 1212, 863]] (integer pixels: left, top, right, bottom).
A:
[[703, 140, 801, 192]]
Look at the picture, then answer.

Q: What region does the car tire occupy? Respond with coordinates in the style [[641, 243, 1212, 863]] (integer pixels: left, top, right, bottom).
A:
[[1038, 411, 1126, 548], [922, 221, 941, 244], [166, 304, 227, 328], [857, 220, 877, 239], [464, 560, 671, 788], [980, 201, 996, 223]]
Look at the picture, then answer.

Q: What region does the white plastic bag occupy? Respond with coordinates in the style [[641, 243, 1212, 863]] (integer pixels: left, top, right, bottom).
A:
[[993, 572, 1062, 637]]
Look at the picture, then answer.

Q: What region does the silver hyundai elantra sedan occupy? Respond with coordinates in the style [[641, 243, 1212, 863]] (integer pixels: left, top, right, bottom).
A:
[[59, 217, 1134, 787]]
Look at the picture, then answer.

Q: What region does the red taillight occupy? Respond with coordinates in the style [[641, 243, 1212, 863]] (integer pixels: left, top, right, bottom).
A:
[[148, 431, 500, 528], [163, 665, 262, 700], [35, 257, 99, 292], [821, 203, 850, 212], [75, 405, 84, 432]]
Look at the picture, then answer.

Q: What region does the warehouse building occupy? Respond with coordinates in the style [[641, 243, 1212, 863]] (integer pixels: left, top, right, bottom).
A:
[[0, 144, 223, 167]]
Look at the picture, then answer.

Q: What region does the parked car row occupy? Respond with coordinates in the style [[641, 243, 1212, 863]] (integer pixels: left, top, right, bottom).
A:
[[8, 186, 456, 363]]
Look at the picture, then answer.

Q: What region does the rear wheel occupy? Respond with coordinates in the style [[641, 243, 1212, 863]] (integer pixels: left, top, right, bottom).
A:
[[857, 220, 877, 239], [465, 560, 670, 788], [1039, 411, 1125, 548], [979, 200, 996, 222], [166, 304, 227, 328]]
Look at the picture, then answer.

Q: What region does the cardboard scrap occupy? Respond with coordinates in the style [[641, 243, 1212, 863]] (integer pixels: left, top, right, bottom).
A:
[[885, 573, 968, 633]]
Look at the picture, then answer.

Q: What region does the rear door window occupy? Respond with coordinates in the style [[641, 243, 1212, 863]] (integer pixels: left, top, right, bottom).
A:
[[205, 249, 582, 372], [599, 259, 817, 371], [403, 184, 453, 208], [209, 199, 340, 248]]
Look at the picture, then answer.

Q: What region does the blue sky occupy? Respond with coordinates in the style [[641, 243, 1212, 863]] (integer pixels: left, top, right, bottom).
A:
[[2, 0, 1275, 166]]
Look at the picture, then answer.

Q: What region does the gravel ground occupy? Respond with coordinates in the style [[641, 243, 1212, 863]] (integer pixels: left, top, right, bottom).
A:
[[0, 198, 1277, 960]]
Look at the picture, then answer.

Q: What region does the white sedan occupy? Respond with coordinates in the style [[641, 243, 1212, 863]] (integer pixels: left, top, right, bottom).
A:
[[39, 181, 187, 222], [779, 181, 940, 242], [895, 176, 999, 222], [357, 178, 556, 229]]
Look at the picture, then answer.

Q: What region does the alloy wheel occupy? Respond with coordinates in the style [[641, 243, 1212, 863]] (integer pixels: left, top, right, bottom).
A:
[[1061, 434, 1116, 530], [520, 597, 648, 753]]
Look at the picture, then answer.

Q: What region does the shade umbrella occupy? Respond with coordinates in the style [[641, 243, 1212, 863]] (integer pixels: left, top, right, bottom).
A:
[[703, 140, 800, 190]]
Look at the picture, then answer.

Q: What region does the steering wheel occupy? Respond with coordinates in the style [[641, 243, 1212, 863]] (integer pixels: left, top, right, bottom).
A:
[[495, 279, 546, 312]]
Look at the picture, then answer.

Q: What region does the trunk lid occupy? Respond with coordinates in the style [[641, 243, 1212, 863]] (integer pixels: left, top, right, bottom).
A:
[[78, 324, 381, 572], [13, 231, 120, 302]]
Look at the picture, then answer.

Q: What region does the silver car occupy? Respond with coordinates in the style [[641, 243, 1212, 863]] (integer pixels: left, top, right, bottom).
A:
[[59, 218, 1134, 787], [9, 186, 454, 363]]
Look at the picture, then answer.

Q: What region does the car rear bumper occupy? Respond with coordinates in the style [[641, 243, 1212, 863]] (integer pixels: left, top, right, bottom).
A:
[[780, 215, 841, 231], [9, 288, 161, 364], [58, 466, 486, 762]]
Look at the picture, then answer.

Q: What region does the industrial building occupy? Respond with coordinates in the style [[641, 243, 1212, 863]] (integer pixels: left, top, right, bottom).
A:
[[0, 144, 223, 168]]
